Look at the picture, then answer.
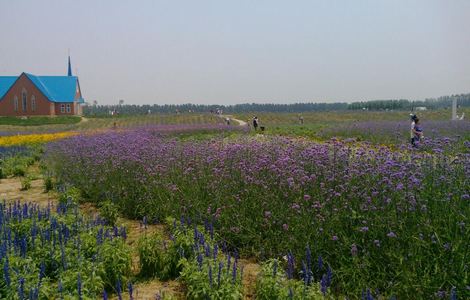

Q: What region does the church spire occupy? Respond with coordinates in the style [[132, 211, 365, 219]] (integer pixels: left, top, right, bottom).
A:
[[68, 55, 72, 76]]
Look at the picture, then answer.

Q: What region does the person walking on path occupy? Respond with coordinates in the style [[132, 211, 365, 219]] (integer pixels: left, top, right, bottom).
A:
[[253, 116, 259, 131]]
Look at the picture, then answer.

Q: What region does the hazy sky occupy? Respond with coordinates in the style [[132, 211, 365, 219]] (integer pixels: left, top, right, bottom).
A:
[[0, 1, 469, 105]]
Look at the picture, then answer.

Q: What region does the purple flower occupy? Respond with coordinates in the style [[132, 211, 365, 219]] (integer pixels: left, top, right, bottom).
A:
[[291, 203, 300, 210], [351, 244, 358, 256], [360, 226, 369, 233], [387, 232, 397, 238], [435, 290, 446, 298], [332, 235, 338, 241], [208, 264, 213, 288]]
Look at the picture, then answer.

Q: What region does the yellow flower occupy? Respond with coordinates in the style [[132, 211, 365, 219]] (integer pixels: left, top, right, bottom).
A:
[[0, 132, 77, 146]]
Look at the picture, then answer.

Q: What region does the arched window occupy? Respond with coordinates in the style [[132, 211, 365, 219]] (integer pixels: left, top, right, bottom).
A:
[[13, 96, 18, 112], [31, 95, 36, 112], [21, 89, 27, 112]]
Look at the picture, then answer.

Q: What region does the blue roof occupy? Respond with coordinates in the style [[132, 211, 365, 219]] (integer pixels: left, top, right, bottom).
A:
[[0, 73, 83, 103], [0, 76, 18, 99], [25, 74, 80, 103]]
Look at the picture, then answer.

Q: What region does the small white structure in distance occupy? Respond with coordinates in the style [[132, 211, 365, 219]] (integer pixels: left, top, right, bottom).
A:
[[415, 107, 427, 111], [451, 98, 465, 120]]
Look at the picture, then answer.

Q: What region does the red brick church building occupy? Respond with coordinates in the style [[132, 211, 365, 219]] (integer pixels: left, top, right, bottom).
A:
[[0, 57, 84, 116]]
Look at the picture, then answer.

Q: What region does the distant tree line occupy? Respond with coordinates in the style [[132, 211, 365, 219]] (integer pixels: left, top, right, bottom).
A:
[[348, 94, 470, 111], [83, 93, 470, 116]]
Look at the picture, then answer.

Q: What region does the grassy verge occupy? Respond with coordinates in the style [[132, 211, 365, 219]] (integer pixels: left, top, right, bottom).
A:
[[0, 116, 81, 126]]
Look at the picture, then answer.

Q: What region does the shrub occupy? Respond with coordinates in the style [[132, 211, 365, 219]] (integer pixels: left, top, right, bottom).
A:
[[44, 176, 54, 192], [12, 165, 26, 177], [58, 186, 82, 205], [255, 259, 329, 300], [179, 254, 243, 300], [99, 201, 119, 226], [99, 238, 132, 290], [20, 176, 32, 190], [137, 218, 211, 281], [137, 233, 166, 278]]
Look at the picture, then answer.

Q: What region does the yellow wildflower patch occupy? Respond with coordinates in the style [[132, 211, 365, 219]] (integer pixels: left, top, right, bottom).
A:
[[0, 132, 77, 146]]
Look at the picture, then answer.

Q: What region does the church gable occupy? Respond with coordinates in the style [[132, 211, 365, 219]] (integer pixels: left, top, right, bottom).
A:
[[0, 73, 54, 115]]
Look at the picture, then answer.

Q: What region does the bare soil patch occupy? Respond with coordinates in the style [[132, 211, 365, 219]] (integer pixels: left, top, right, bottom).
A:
[[0, 177, 57, 207]]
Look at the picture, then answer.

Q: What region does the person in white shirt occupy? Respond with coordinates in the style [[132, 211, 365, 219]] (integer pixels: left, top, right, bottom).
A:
[[410, 114, 417, 146]]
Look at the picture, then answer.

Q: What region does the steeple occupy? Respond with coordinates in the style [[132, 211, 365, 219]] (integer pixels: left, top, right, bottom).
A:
[[68, 56, 72, 76]]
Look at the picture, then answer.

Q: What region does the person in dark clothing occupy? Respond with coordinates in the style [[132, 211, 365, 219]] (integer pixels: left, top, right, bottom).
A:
[[411, 117, 423, 147], [253, 116, 259, 131]]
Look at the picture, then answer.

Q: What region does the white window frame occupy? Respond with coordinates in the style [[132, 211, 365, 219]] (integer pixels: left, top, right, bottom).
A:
[[31, 95, 36, 112], [13, 96, 18, 112], [60, 104, 65, 113], [21, 89, 27, 112], [66, 104, 71, 113]]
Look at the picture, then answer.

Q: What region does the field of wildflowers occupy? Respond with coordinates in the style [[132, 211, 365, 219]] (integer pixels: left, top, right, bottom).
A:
[[46, 123, 470, 299]]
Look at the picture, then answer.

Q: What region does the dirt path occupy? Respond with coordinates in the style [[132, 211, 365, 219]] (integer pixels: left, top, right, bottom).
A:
[[0, 177, 57, 207], [219, 114, 249, 127]]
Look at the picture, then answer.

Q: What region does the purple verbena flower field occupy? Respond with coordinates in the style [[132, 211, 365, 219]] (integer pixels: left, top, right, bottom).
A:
[[45, 123, 470, 299]]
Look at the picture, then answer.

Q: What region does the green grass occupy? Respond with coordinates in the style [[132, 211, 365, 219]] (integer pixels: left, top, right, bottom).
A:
[[0, 116, 81, 126], [0, 113, 224, 134]]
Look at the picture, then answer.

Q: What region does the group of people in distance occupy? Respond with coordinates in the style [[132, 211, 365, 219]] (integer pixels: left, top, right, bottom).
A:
[[251, 113, 424, 147]]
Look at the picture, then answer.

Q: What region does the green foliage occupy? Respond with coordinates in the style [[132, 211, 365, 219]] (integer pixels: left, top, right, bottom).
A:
[[179, 257, 243, 300], [0, 116, 81, 126], [44, 176, 54, 192], [255, 260, 328, 300], [155, 290, 179, 300], [58, 186, 83, 205], [99, 200, 119, 226], [1, 152, 37, 177], [99, 238, 132, 289], [137, 232, 166, 278], [20, 176, 32, 190], [138, 219, 197, 280], [13, 166, 26, 177]]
